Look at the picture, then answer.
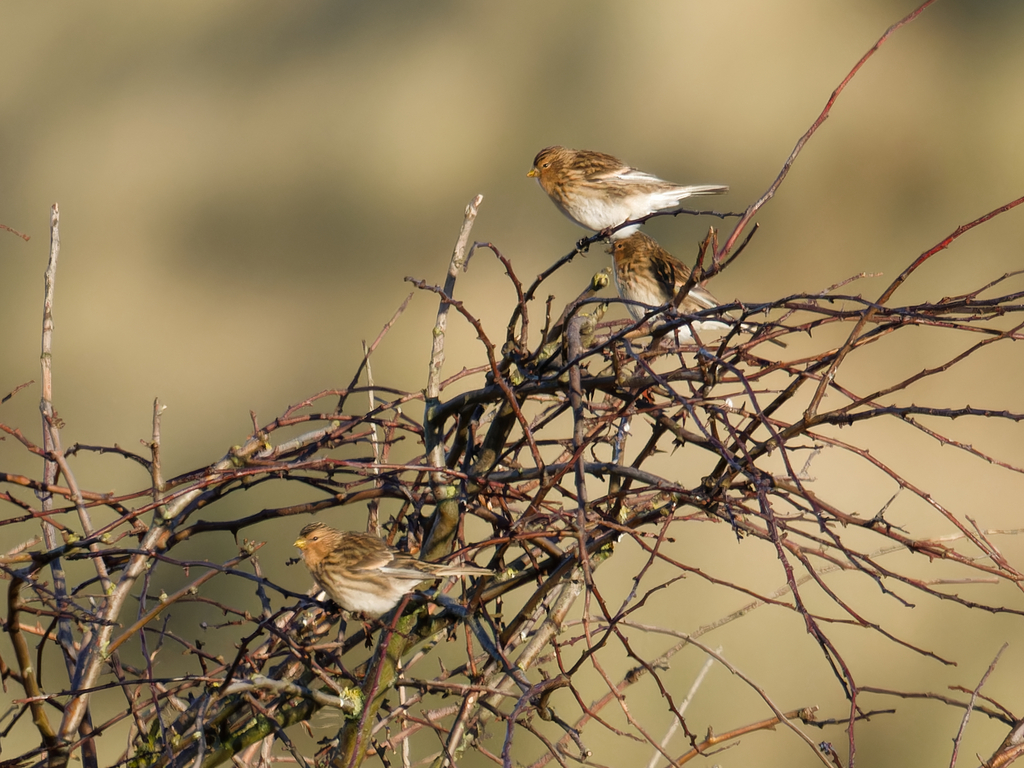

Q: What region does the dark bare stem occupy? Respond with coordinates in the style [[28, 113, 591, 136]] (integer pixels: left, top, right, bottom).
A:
[[716, 0, 939, 262]]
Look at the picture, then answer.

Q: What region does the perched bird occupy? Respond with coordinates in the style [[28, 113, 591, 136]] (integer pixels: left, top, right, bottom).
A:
[[293, 522, 491, 617], [528, 145, 728, 239], [609, 232, 783, 344]]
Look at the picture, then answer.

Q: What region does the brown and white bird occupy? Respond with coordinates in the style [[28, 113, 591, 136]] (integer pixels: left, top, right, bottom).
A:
[[610, 232, 783, 344], [293, 522, 491, 617], [528, 146, 728, 239]]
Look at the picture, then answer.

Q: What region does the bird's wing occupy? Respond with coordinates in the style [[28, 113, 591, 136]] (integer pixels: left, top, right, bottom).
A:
[[660, 258, 721, 312], [344, 532, 398, 572], [590, 165, 662, 184], [381, 553, 438, 580], [652, 255, 683, 300], [683, 283, 722, 312]]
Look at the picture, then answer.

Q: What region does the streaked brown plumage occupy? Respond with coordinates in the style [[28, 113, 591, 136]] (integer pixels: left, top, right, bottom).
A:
[[610, 232, 784, 346], [293, 522, 491, 617], [528, 146, 728, 239]]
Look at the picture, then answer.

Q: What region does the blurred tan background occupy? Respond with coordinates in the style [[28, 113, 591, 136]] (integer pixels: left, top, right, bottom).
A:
[[2, 1, 1024, 766]]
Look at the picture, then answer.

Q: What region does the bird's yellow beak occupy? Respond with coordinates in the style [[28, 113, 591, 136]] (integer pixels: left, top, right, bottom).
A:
[[527, 168, 539, 178], [293, 537, 306, 550]]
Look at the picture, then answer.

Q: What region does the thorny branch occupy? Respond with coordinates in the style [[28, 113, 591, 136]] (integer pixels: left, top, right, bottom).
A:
[[4, 188, 1023, 767]]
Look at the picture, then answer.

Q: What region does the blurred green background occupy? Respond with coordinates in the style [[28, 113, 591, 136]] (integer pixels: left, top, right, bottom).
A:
[[2, 1, 1024, 766]]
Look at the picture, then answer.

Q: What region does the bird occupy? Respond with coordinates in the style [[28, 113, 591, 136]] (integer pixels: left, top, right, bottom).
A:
[[528, 145, 728, 239], [609, 232, 784, 345], [293, 522, 491, 617]]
